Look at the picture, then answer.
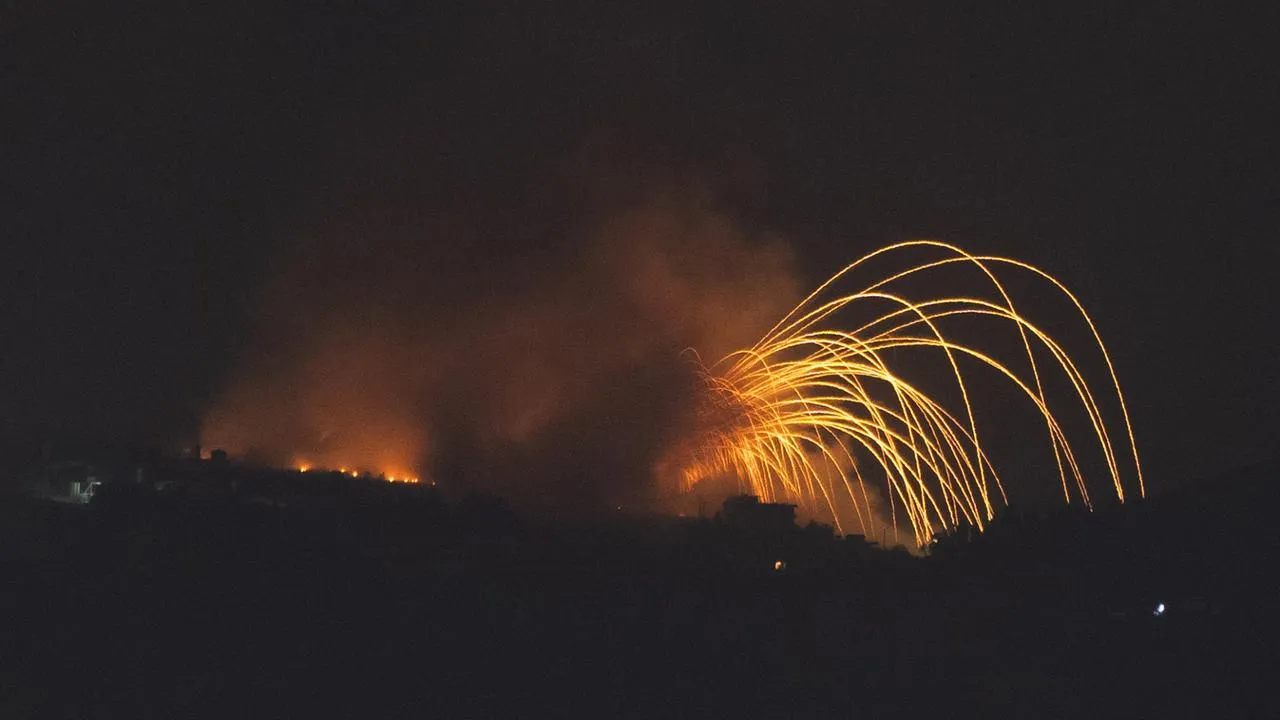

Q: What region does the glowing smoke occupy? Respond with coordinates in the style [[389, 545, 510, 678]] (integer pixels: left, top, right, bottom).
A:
[[201, 187, 801, 509]]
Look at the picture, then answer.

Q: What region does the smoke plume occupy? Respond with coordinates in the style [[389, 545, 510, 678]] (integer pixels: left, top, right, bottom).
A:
[[201, 163, 801, 512]]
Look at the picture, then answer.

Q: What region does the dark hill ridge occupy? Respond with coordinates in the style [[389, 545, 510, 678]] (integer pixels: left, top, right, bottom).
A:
[[1, 465, 1275, 717]]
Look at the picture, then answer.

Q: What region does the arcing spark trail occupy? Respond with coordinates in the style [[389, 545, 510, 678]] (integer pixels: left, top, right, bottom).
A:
[[670, 241, 1143, 547]]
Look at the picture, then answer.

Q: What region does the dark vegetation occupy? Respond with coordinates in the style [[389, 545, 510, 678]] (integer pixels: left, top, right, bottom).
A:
[[1, 448, 1276, 718]]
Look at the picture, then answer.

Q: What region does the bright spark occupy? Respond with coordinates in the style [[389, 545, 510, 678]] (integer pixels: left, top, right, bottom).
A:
[[670, 241, 1143, 547]]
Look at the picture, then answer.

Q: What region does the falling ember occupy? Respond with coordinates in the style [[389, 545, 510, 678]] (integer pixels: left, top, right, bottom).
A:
[[667, 241, 1144, 547]]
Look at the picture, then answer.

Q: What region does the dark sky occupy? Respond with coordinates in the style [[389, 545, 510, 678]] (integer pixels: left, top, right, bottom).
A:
[[3, 2, 1277, 495]]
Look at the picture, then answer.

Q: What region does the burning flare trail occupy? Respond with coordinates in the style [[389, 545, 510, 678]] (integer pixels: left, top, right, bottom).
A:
[[670, 241, 1143, 547]]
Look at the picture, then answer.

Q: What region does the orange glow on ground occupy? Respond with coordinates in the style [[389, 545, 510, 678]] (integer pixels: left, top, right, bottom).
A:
[[289, 457, 421, 484]]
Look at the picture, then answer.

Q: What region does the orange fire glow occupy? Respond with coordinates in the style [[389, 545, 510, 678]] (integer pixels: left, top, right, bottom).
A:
[[292, 458, 421, 483], [201, 199, 801, 511]]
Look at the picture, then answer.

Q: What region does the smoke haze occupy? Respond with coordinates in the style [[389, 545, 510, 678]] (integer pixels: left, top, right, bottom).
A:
[[202, 158, 802, 512]]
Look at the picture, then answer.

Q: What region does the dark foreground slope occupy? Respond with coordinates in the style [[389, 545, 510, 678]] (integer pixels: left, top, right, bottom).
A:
[[1, 472, 1276, 719]]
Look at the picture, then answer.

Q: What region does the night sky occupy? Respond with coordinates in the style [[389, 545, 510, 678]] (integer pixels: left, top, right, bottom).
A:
[[3, 3, 1277, 501]]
